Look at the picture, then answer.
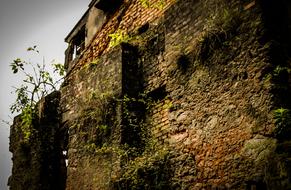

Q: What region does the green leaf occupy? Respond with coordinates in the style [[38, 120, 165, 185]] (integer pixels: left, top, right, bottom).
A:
[[13, 68, 18, 74]]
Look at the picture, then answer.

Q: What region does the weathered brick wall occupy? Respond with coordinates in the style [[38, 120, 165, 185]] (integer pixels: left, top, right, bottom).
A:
[[61, 0, 291, 189], [67, 0, 175, 73], [149, 99, 171, 144], [9, 0, 291, 189]]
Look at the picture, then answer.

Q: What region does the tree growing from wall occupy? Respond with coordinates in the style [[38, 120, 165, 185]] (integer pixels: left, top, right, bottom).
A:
[[9, 46, 65, 141]]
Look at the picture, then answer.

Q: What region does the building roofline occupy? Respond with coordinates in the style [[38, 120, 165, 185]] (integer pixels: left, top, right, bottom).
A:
[[64, 0, 99, 43]]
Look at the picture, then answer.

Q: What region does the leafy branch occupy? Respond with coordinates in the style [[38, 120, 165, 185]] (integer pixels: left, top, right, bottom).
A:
[[9, 46, 65, 141], [10, 46, 65, 114]]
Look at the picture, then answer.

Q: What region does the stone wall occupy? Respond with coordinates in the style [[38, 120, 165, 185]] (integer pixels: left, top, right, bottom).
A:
[[9, 91, 66, 190], [134, 0, 291, 188], [147, 0, 274, 188], [61, 47, 123, 190]]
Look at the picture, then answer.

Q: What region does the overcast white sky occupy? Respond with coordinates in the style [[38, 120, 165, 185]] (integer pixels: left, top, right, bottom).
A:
[[0, 0, 90, 189]]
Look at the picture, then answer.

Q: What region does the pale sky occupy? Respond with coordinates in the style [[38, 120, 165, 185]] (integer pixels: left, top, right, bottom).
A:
[[0, 0, 90, 189]]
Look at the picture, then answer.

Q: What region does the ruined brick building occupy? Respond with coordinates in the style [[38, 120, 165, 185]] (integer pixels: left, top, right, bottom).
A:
[[9, 0, 291, 189]]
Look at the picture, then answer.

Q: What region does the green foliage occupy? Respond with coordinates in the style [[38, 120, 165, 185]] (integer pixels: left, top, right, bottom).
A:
[[98, 124, 109, 131], [77, 91, 117, 152], [52, 63, 66, 77], [273, 65, 291, 78], [118, 94, 150, 154], [9, 46, 65, 141], [90, 58, 100, 66], [198, 8, 243, 62], [162, 100, 173, 110], [263, 65, 291, 90], [26, 45, 39, 53], [263, 73, 272, 83], [20, 106, 34, 142], [204, 7, 242, 32], [85, 143, 97, 153], [113, 147, 172, 190], [274, 108, 291, 125], [153, 0, 166, 10], [139, 0, 150, 8], [139, 0, 166, 9], [85, 58, 100, 70], [109, 30, 132, 48], [81, 109, 113, 149], [10, 46, 65, 114], [273, 108, 291, 139], [10, 85, 30, 113]]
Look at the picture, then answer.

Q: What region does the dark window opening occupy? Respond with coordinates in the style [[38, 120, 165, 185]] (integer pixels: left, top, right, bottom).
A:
[[177, 54, 190, 72], [72, 26, 86, 60], [148, 86, 167, 102], [64, 25, 86, 70], [137, 22, 149, 35]]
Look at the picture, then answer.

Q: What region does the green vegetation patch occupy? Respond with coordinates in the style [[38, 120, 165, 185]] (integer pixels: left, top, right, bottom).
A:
[[113, 147, 172, 190], [273, 108, 291, 140]]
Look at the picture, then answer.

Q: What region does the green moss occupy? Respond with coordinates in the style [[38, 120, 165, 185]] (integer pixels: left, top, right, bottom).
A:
[[113, 147, 172, 190], [162, 100, 173, 110], [75, 94, 117, 152], [198, 8, 243, 62], [109, 30, 132, 48], [138, 0, 166, 9]]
